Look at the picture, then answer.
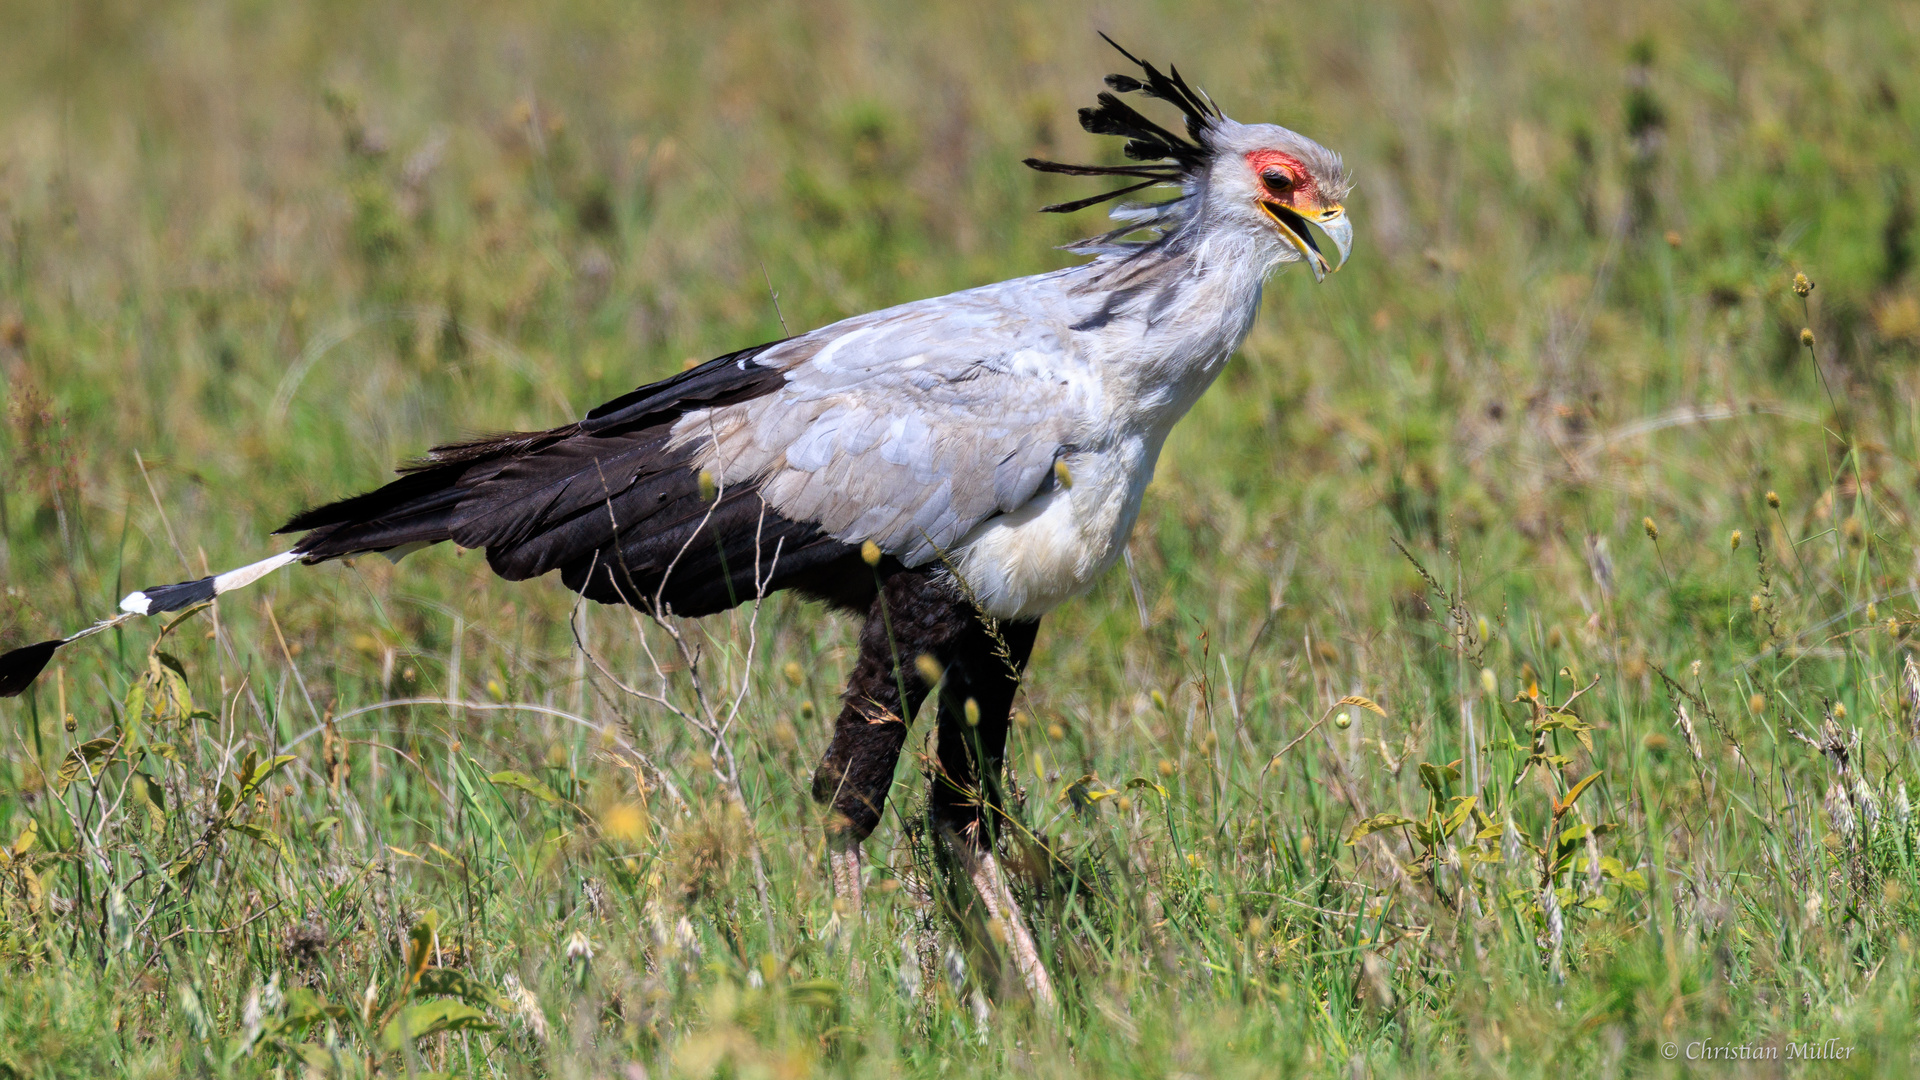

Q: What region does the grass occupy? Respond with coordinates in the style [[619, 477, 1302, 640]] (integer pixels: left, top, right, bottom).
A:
[[2, 0, 1920, 1075]]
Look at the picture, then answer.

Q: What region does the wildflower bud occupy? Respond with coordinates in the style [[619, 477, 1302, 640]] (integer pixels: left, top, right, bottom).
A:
[[782, 661, 804, 686], [1800, 328, 1815, 348], [799, 700, 816, 720], [1766, 490, 1780, 508], [1150, 689, 1168, 711], [1749, 693, 1766, 714], [1053, 459, 1074, 490], [64, 713, 76, 732], [1729, 529, 1741, 551], [1792, 272, 1813, 296], [1116, 795, 1132, 813], [1480, 668, 1497, 697], [964, 698, 980, 726], [1157, 758, 1176, 777], [1047, 722, 1065, 740], [1334, 711, 1352, 730], [860, 540, 882, 567], [1642, 517, 1659, 541], [1664, 230, 1681, 248], [696, 469, 717, 502], [1834, 702, 1847, 720], [1867, 602, 1878, 622], [1890, 618, 1901, 639], [1750, 594, 1762, 613]]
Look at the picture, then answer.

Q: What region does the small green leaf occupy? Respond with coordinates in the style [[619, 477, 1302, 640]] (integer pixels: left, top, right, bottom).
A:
[[1346, 813, 1419, 845], [232, 823, 292, 863], [787, 978, 842, 1010], [283, 987, 350, 1028], [57, 738, 120, 788], [487, 770, 564, 805], [1440, 795, 1479, 838], [403, 919, 437, 992], [379, 1000, 494, 1050], [1417, 762, 1460, 803], [415, 968, 511, 1010], [1125, 777, 1169, 800], [241, 755, 297, 796]]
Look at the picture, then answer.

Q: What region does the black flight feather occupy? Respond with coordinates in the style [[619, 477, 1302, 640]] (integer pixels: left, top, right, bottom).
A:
[[0, 639, 64, 698]]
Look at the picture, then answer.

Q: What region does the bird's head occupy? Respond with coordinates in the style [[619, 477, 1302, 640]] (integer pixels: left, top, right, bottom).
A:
[[1207, 122, 1352, 281], [1025, 37, 1353, 281]]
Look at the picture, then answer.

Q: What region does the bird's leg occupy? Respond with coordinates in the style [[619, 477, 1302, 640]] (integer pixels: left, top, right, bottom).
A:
[[828, 844, 865, 915], [811, 572, 961, 905], [927, 617, 1056, 1009]]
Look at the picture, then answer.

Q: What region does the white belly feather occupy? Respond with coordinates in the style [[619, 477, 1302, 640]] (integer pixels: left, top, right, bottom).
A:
[[942, 437, 1155, 621]]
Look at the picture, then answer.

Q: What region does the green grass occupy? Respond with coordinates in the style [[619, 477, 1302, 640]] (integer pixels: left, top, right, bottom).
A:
[[3, 0, 1920, 1075]]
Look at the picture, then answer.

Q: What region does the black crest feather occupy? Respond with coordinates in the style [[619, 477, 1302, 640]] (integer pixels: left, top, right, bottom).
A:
[[1025, 35, 1223, 213]]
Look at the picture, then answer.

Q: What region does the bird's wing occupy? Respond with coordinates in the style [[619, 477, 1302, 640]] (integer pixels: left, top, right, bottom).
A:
[[675, 286, 1091, 566]]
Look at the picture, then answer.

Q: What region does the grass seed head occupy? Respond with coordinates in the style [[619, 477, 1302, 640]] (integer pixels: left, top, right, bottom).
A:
[[1749, 693, 1766, 714], [1793, 272, 1814, 296], [782, 661, 804, 686], [860, 540, 882, 566], [914, 653, 944, 685], [1767, 490, 1781, 508], [1730, 529, 1741, 551], [1481, 668, 1497, 697], [1643, 516, 1658, 541], [697, 469, 717, 501], [964, 697, 980, 726], [1800, 327, 1815, 347]]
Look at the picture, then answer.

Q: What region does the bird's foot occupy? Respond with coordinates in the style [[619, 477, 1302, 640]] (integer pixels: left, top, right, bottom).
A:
[[947, 838, 1056, 1010]]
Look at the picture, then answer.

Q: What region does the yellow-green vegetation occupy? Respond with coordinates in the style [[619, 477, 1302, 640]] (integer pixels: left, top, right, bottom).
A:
[[4, 0, 1920, 1075]]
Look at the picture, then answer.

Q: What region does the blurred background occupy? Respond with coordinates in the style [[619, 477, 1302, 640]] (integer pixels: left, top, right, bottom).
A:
[[2, 1, 1918, 1075]]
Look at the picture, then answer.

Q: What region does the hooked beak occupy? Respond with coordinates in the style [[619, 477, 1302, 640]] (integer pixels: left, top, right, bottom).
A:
[[1262, 202, 1353, 283]]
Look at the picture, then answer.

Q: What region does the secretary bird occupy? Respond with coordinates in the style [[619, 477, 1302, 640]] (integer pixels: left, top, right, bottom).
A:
[[1, 38, 1350, 1005]]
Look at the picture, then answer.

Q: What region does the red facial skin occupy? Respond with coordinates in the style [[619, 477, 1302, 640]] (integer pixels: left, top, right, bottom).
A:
[[1244, 149, 1322, 210]]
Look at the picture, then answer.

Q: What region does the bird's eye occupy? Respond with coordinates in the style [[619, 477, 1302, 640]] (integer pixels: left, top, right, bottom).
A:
[[1262, 168, 1293, 194]]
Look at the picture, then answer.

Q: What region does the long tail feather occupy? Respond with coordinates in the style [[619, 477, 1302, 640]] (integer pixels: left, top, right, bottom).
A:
[[0, 550, 302, 698]]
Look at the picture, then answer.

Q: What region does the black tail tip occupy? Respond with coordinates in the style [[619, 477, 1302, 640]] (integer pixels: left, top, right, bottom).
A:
[[0, 639, 65, 698]]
